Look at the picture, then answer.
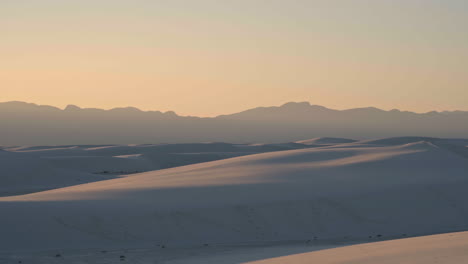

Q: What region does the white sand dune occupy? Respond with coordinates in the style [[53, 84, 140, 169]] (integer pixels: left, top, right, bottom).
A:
[[1, 137, 468, 254], [247, 231, 468, 264], [295, 137, 357, 146], [0, 150, 109, 196], [357, 136, 446, 146], [1, 142, 304, 195]]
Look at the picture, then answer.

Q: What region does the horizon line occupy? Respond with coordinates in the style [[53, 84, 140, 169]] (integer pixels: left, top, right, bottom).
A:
[[1, 100, 467, 118]]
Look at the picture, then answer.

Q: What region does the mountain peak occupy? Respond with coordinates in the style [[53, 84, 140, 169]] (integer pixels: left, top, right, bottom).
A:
[[280, 101, 331, 112], [64, 104, 81, 111], [109, 107, 142, 112], [281, 101, 311, 108], [164, 110, 178, 116]]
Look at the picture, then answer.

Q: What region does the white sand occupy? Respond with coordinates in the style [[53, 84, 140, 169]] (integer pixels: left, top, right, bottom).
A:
[[0, 137, 467, 263], [295, 137, 356, 145], [248, 231, 468, 264], [0, 142, 298, 195]]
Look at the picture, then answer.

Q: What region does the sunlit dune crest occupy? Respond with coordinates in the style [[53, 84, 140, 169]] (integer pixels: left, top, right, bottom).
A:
[[1, 137, 468, 260]]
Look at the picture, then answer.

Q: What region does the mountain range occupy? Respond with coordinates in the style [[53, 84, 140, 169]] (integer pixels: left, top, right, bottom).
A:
[[1, 101, 467, 145]]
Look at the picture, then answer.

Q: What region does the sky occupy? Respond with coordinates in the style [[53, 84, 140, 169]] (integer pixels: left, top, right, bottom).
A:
[[1, 0, 468, 116]]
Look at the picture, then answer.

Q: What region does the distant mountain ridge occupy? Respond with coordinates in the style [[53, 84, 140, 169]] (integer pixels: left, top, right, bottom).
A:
[[3, 101, 467, 118], [219, 101, 468, 120], [1, 101, 468, 145], [1, 101, 181, 118]]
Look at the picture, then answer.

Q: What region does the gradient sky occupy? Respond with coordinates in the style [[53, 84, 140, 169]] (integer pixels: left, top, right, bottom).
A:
[[2, 0, 468, 116]]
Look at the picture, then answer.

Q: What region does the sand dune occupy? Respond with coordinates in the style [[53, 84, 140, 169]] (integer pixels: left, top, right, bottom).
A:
[[1, 137, 468, 254], [295, 137, 357, 145], [247, 231, 468, 264], [0, 142, 305, 195], [0, 150, 107, 196]]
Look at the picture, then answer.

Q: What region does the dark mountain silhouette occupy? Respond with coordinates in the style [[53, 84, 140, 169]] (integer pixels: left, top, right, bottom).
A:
[[1, 101, 467, 145]]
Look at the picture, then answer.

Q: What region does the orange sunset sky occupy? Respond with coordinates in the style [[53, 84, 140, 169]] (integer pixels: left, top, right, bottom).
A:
[[2, 0, 468, 116]]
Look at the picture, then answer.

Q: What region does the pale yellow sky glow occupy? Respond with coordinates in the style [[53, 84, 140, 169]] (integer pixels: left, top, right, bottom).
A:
[[1, 0, 467, 116]]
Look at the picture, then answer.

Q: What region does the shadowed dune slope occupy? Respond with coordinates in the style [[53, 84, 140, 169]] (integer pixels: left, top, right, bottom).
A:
[[1, 137, 468, 251], [0, 142, 308, 196]]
